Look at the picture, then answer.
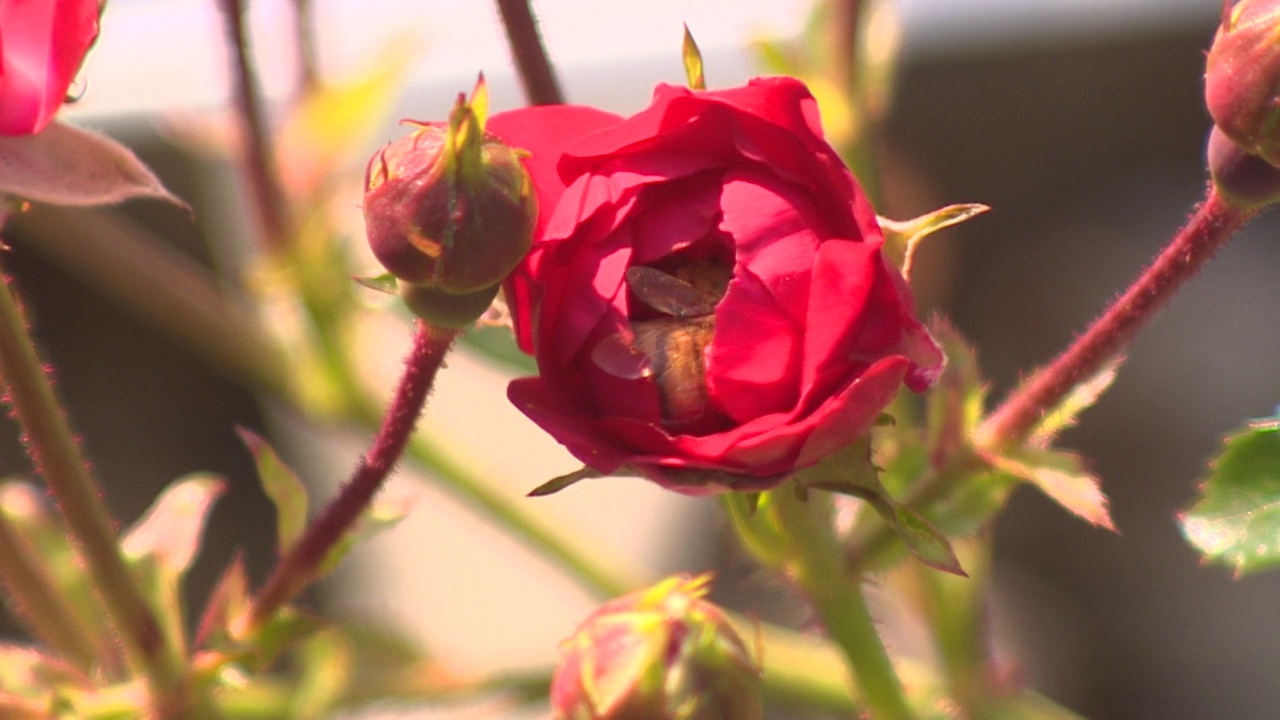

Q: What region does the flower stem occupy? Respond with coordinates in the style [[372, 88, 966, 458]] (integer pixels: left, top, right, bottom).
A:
[[216, 0, 294, 254], [0, 508, 99, 671], [976, 187, 1254, 451], [494, 0, 565, 105], [0, 270, 184, 701], [245, 322, 456, 630], [771, 490, 914, 720]]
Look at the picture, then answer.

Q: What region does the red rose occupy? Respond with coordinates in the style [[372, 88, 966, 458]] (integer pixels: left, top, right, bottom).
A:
[[489, 77, 943, 494], [0, 0, 100, 135]]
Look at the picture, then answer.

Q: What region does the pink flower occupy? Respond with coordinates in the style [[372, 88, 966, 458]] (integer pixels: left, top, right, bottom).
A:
[[490, 77, 943, 494], [0, 0, 100, 136]]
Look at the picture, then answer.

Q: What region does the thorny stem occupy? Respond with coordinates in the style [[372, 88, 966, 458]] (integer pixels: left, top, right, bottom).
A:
[[976, 188, 1254, 450], [245, 322, 456, 630], [0, 269, 185, 706], [216, 0, 295, 254], [494, 0, 565, 105]]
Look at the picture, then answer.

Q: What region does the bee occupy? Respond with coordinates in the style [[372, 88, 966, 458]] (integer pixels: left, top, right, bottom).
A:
[[591, 264, 725, 430]]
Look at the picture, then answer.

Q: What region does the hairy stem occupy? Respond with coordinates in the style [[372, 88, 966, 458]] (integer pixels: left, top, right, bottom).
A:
[[494, 0, 565, 105], [245, 322, 456, 629], [0, 269, 184, 703], [977, 188, 1253, 450], [0, 509, 99, 671]]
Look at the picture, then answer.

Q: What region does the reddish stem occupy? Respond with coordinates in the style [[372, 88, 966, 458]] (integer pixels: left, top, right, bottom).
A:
[[976, 188, 1254, 450], [216, 0, 294, 254], [494, 0, 565, 105], [246, 322, 456, 629]]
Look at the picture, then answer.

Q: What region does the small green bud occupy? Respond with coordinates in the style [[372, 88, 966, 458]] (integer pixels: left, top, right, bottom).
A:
[[363, 76, 535, 306], [550, 574, 763, 720], [1205, 0, 1280, 167]]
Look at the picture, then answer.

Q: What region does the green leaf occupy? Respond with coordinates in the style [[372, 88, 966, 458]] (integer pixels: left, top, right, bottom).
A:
[[122, 474, 225, 656], [1179, 420, 1280, 576], [315, 493, 413, 578], [987, 449, 1114, 531], [682, 24, 707, 90], [890, 504, 966, 576], [880, 204, 989, 279], [238, 428, 309, 554], [122, 475, 225, 576]]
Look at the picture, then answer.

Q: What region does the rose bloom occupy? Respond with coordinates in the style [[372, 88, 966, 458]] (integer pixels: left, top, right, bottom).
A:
[[489, 77, 943, 494], [0, 0, 100, 135]]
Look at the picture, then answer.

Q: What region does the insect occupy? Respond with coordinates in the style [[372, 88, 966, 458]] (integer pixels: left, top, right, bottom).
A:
[[591, 263, 726, 429]]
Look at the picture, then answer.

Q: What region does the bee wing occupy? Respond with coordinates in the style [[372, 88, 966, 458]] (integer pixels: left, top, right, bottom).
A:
[[590, 330, 653, 379], [626, 266, 718, 318]]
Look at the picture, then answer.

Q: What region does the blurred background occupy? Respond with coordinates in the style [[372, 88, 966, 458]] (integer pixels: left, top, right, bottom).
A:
[[3, 0, 1276, 718]]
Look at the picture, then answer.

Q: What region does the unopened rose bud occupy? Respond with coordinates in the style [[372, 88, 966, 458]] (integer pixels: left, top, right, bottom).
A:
[[550, 574, 762, 720], [363, 79, 535, 325], [1205, 0, 1280, 167]]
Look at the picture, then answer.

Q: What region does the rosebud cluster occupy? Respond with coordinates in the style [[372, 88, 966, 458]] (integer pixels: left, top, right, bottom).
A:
[[363, 81, 535, 327], [1205, 0, 1280, 207], [550, 574, 763, 720]]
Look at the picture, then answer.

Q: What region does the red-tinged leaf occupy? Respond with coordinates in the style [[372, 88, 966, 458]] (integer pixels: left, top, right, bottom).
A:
[[238, 428, 309, 554], [315, 492, 414, 579], [1179, 419, 1280, 577], [195, 554, 249, 649], [987, 450, 1115, 531], [1029, 357, 1122, 448], [0, 121, 186, 208], [122, 474, 225, 577]]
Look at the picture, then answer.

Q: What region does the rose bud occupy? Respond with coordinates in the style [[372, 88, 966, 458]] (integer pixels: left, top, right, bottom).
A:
[[550, 574, 763, 720], [0, 0, 101, 135], [489, 78, 944, 494], [363, 81, 535, 326], [1205, 0, 1280, 167]]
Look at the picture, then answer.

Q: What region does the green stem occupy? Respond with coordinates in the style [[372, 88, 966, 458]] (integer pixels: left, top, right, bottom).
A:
[[0, 269, 185, 704], [771, 490, 913, 720]]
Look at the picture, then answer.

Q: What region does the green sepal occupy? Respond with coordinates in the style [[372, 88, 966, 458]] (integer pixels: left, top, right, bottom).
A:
[[880, 204, 989, 279], [1180, 417, 1280, 576], [237, 428, 309, 554], [353, 272, 399, 295], [528, 467, 600, 497], [682, 24, 707, 90], [798, 439, 965, 576]]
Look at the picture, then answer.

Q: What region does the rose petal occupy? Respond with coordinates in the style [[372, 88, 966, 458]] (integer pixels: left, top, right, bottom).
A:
[[0, 0, 99, 135]]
